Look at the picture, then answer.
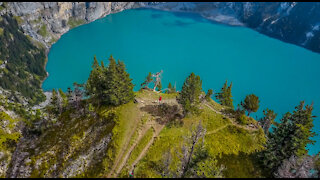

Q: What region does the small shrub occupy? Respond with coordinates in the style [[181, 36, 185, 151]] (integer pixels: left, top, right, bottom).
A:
[[237, 114, 249, 125]]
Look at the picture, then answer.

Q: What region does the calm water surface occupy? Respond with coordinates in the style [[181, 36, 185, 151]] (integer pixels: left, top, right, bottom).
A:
[[42, 9, 320, 154]]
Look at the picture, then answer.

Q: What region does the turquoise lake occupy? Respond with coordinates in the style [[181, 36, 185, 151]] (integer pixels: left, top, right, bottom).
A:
[[42, 9, 320, 154]]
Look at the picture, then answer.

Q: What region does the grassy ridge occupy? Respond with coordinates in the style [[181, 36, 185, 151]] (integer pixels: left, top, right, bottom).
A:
[[132, 100, 266, 178]]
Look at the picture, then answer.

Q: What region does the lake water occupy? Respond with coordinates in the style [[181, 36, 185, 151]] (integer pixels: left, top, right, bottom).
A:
[[42, 8, 320, 155]]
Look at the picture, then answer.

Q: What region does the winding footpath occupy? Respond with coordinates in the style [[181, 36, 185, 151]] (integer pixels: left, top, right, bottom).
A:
[[107, 111, 142, 178], [109, 93, 259, 177], [203, 103, 259, 132]]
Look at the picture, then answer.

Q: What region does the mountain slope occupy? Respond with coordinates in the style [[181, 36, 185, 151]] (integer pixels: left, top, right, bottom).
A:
[[5, 90, 266, 178]]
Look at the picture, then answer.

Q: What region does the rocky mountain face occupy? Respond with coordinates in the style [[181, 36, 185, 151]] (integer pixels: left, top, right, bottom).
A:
[[1, 2, 319, 53], [0, 2, 147, 49], [148, 2, 320, 53]]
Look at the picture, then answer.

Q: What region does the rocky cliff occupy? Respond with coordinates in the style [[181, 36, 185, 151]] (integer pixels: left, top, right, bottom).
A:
[[1, 2, 319, 53], [0, 2, 147, 49], [148, 2, 320, 54]]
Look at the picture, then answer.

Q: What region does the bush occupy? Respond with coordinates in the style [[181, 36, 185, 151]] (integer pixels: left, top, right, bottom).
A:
[[237, 114, 249, 125]]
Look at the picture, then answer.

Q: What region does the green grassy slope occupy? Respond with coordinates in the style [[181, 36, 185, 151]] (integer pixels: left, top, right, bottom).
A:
[[8, 90, 266, 178]]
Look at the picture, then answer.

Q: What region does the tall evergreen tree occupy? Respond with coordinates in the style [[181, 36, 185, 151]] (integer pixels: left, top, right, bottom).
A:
[[179, 72, 202, 114], [241, 94, 260, 116], [115, 59, 134, 105], [104, 55, 120, 105], [215, 80, 233, 108], [86, 56, 105, 105], [86, 55, 134, 106], [260, 101, 317, 176], [226, 82, 234, 109]]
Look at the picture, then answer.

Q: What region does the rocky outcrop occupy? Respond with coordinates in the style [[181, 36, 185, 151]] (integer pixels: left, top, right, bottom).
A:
[[2, 2, 146, 49], [2, 2, 319, 53]]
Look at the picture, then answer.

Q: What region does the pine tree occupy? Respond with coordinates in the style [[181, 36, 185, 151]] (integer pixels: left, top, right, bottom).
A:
[[259, 108, 277, 135], [215, 80, 233, 108], [179, 72, 202, 114], [165, 82, 176, 94], [260, 101, 317, 176], [205, 89, 213, 101], [225, 82, 234, 109], [241, 94, 260, 116], [103, 55, 119, 105], [215, 81, 228, 105], [157, 80, 162, 92], [116, 59, 134, 105], [86, 56, 105, 105], [141, 72, 153, 89], [86, 55, 135, 106]]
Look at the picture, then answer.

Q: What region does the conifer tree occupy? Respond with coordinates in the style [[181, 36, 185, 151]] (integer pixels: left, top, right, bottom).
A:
[[165, 82, 176, 94], [225, 82, 234, 109], [215, 80, 233, 108], [260, 101, 317, 176], [259, 108, 277, 135], [141, 72, 153, 89], [58, 88, 68, 109], [157, 81, 162, 92], [86, 56, 105, 105], [179, 72, 202, 114], [241, 94, 260, 116], [86, 55, 134, 106], [115, 59, 134, 105], [205, 89, 213, 101]]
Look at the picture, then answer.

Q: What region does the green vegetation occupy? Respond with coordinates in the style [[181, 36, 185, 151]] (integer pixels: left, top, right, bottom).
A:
[[13, 16, 23, 25], [165, 82, 176, 94], [259, 108, 277, 135], [132, 101, 266, 178], [141, 72, 153, 89], [0, 27, 3, 36], [205, 89, 213, 101], [0, 41, 316, 178], [68, 17, 86, 29], [102, 102, 141, 174], [0, 14, 46, 105], [179, 72, 202, 114], [215, 80, 234, 109], [241, 94, 260, 116], [0, 112, 21, 152], [216, 152, 268, 178], [38, 24, 48, 37], [127, 127, 154, 166], [259, 101, 317, 176], [156, 81, 162, 92], [86, 55, 134, 107]]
